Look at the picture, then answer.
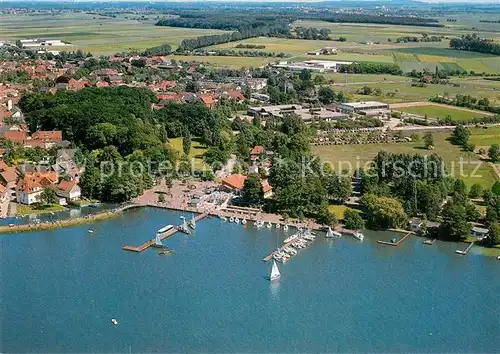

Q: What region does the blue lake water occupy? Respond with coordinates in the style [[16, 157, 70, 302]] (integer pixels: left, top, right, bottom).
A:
[[2, 207, 499, 352]]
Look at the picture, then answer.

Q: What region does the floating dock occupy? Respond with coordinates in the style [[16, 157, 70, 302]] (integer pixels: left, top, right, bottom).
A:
[[122, 213, 208, 252], [423, 239, 437, 245], [377, 232, 413, 246]]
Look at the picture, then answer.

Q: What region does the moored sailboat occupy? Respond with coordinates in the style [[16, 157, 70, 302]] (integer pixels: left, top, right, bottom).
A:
[[325, 227, 342, 238], [152, 234, 164, 248]]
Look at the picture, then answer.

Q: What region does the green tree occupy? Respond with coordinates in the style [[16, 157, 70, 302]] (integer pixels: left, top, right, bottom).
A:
[[423, 132, 434, 149], [465, 202, 481, 222], [183, 133, 191, 156], [158, 193, 165, 203], [242, 173, 263, 203], [469, 183, 483, 199], [488, 144, 500, 163], [299, 69, 312, 82], [451, 125, 470, 146], [318, 86, 335, 104], [40, 186, 58, 205], [344, 209, 365, 230], [315, 204, 337, 226], [492, 181, 500, 196], [441, 201, 471, 241], [486, 222, 500, 245], [361, 194, 408, 229], [326, 174, 352, 203]]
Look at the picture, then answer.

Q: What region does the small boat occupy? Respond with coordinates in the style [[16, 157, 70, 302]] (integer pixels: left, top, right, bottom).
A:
[[241, 219, 247, 225], [267, 222, 272, 228], [152, 234, 164, 248], [234, 217, 240, 224], [220, 216, 227, 222], [159, 249, 175, 256], [391, 238, 397, 243], [111, 319, 118, 325], [353, 232, 364, 241], [157, 224, 174, 234], [283, 224, 289, 231], [255, 220, 263, 228], [497, 255, 500, 260], [270, 260, 281, 281], [229, 216, 235, 223], [88, 229, 94, 233], [276, 223, 281, 229]]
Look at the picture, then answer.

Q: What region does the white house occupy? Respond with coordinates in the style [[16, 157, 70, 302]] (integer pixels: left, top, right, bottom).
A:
[[56, 180, 81, 202]]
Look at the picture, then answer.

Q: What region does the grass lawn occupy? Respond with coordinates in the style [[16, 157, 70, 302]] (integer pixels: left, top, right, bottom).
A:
[[468, 126, 500, 147], [396, 105, 489, 121], [168, 137, 208, 169], [164, 55, 275, 68], [313, 132, 499, 189], [16, 203, 65, 216], [328, 205, 350, 219]]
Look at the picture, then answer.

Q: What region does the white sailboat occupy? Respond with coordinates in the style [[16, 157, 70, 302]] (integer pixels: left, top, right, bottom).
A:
[[283, 224, 289, 231], [153, 234, 164, 248], [188, 214, 196, 229], [270, 260, 281, 281], [325, 227, 342, 238]]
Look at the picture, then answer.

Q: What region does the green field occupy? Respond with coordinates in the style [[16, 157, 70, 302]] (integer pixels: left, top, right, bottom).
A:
[[396, 105, 489, 121], [168, 137, 207, 169], [0, 13, 230, 55], [313, 132, 499, 189], [163, 55, 275, 68], [468, 127, 500, 147]]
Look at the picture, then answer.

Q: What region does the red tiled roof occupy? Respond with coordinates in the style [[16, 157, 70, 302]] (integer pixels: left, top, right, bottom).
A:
[[225, 89, 245, 101], [96, 81, 109, 88], [0, 167, 18, 184], [250, 145, 265, 156], [57, 179, 78, 192], [32, 131, 62, 142], [200, 94, 216, 106], [222, 174, 247, 190], [4, 130, 27, 143]]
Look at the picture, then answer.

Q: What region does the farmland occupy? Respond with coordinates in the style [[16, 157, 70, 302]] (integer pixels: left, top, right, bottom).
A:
[[313, 131, 499, 189], [0, 13, 230, 55], [395, 105, 490, 121], [468, 127, 500, 147]]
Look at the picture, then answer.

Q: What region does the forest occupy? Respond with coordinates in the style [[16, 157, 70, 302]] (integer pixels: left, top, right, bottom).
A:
[[321, 14, 442, 27], [449, 34, 500, 55]]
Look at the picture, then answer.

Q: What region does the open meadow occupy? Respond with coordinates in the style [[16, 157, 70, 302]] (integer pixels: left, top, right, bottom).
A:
[[168, 137, 207, 169], [0, 13, 230, 55], [313, 131, 499, 189], [395, 105, 491, 121]]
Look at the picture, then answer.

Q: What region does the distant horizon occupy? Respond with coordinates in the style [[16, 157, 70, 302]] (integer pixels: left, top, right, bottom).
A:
[[2, 0, 500, 4]]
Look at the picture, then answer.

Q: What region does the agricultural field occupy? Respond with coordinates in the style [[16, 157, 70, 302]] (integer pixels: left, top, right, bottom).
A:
[[396, 105, 490, 121], [313, 132, 499, 189], [164, 55, 275, 68], [335, 81, 500, 105], [0, 13, 230, 55]]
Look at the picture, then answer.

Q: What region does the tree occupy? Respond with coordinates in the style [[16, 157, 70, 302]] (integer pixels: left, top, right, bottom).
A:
[[344, 209, 365, 230], [242, 173, 263, 203], [315, 204, 337, 226], [452, 179, 468, 203], [361, 194, 408, 229], [469, 184, 483, 199], [40, 186, 58, 205], [451, 125, 470, 146], [465, 202, 481, 222], [183, 133, 191, 156], [488, 144, 500, 163], [185, 80, 199, 93], [318, 86, 335, 104], [326, 174, 352, 203], [486, 222, 500, 245], [338, 36, 347, 42], [158, 193, 165, 203], [441, 201, 471, 241], [424, 132, 434, 149], [492, 181, 500, 196], [299, 69, 312, 82]]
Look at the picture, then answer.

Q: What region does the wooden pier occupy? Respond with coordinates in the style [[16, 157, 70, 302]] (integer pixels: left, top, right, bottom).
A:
[[122, 213, 208, 252], [455, 242, 474, 255], [377, 231, 413, 246]]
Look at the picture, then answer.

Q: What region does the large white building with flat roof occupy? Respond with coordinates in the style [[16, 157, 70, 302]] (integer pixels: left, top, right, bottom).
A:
[[338, 101, 389, 113]]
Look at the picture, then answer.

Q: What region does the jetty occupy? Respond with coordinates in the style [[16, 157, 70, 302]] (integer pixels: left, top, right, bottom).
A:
[[455, 242, 474, 255], [263, 232, 302, 262], [377, 231, 413, 246], [122, 213, 208, 252]]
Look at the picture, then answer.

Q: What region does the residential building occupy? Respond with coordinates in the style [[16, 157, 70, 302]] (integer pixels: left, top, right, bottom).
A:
[[221, 174, 273, 198], [56, 180, 81, 202], [470, 226, 489, 240]]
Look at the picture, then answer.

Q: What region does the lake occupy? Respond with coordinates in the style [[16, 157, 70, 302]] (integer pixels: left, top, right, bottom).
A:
[[1, 207, 499, 352]]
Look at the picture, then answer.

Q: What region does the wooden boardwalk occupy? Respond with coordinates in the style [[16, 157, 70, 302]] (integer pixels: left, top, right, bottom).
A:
[[377, 232, 413, 246], [122, 213, 208, 252]]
